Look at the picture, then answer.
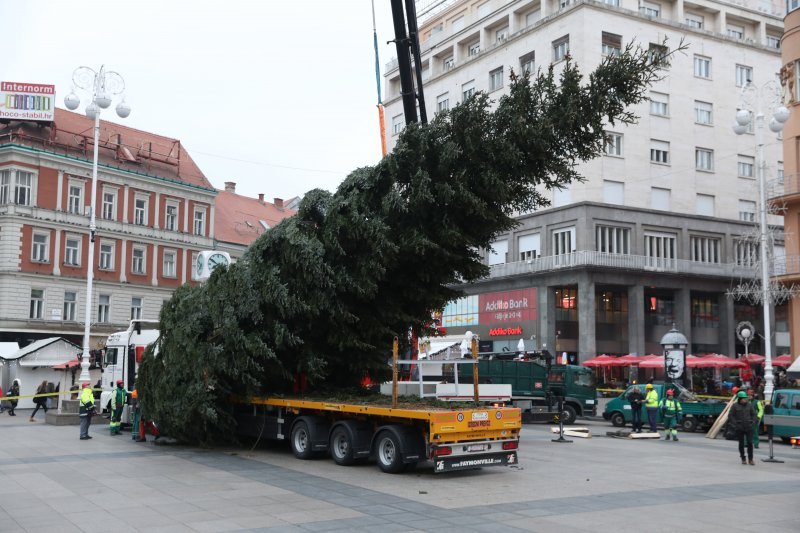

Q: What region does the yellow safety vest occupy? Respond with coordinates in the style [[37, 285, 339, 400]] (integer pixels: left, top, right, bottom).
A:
[[645, 389, 659, 407]]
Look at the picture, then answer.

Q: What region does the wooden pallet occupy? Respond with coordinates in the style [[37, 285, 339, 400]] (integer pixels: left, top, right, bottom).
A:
[[551, 426, 591, 438]]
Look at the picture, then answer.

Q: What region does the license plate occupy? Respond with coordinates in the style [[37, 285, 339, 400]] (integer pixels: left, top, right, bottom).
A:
[[468, 444, 487, 452], [585, 399, 595, 405]]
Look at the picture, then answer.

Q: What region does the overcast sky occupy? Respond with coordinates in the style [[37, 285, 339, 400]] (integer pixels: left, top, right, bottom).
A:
[[2, 0, 401, 201]]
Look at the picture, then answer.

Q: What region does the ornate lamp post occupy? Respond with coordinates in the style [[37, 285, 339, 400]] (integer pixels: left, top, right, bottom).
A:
[[732, 79, 790, 401], [64, 66, 131, 384]]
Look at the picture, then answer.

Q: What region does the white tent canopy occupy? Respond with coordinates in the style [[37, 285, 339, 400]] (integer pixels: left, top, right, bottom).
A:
[[0, 337, 81, 409]]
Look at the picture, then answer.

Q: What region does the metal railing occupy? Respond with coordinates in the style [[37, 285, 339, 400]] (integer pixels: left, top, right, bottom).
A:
[[772, 254, 800, 278], [767, 174, 800, 200]]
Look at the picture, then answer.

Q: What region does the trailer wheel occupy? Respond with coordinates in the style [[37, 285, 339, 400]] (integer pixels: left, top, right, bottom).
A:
[[561, 405, 577, 425], [680, 416, 698, 433], [290, 421, 314, 460], [374, 431, 404, 473], [329, 426, 357, 466], [610, 411, 626, 428]]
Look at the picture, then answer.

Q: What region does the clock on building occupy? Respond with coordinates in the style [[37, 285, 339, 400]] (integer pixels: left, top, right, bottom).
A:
[[195, 250, 232, 281]]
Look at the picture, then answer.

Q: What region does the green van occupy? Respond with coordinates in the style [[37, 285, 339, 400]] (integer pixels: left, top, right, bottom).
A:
[[770, 389, 800, 442]]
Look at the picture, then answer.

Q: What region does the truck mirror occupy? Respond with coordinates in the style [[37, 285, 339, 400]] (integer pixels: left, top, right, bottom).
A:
[[134, 321, 141, 334]]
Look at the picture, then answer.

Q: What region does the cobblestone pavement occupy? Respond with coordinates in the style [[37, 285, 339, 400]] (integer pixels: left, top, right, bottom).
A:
[[0, 411, 798, 532]]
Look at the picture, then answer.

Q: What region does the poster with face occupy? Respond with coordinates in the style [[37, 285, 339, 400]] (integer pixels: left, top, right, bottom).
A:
[[665, 349, 685, 380]]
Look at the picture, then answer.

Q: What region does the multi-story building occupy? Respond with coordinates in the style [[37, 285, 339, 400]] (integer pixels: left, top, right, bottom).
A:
[[0, 108, 217, 348], [385, 0, 789, 360]]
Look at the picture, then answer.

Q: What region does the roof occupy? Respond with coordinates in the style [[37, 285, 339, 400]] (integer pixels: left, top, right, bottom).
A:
[[0, 108, 213, 190], [0, 342, 19, 358], [1, 337, 80, 363], [214, 189, 296, 246]]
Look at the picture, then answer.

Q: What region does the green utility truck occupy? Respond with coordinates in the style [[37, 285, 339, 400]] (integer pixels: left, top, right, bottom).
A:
[[603, 382, 726, 432], [459, 355, 597, 424]]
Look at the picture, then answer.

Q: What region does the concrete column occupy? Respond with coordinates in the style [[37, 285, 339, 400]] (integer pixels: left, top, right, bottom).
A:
[[757, 21, 767, 46], [151, 243, 159, 286], [714, 10, 726, 34], [153, 192, 161, 230], [181, 248, 188, 285], [628, 284, 645, 356], [578, 276, 596, 360], [119, 239, 127, 283], [719, 293, 735, 356], [122, 185, 130, 224], [208, 204, 215, 240], [674, 0, 684, 23], [52, 230, 61, 276], [183, 199, 190, 234], [540, 0, 550, 18], [541, 286, 556, 355], [56, 170, 64, 211], [675, 288, 692, 349]]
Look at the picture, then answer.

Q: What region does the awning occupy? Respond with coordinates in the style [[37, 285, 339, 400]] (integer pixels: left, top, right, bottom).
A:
[[52, 358, 81, 370]]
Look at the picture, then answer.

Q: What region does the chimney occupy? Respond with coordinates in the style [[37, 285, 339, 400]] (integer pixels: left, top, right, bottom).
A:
[[258, 193, 265, 204], [224, 181, 236, 193], [274, 197, 284, 209]]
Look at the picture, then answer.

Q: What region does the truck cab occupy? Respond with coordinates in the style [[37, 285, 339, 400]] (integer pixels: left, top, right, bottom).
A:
[[100, 320, 159, 413], [770, 389, 800, 443]]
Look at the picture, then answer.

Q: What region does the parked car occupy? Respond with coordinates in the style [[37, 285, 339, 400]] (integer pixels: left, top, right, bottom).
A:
[[769, 389, 800, 443]]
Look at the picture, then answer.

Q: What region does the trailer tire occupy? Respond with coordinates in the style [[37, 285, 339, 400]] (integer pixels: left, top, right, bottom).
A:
[[561, 405, 577, 425], [290, 421, 314, 460], [610, 411, 626, 428], [374, 431, 404, 473], [329, 426, 357, 466], [680, 416, 698, 433]]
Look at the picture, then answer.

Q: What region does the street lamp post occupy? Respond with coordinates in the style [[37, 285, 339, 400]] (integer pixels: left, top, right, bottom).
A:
[[64, 66, 131, 384], [732, 79, 789, 401]]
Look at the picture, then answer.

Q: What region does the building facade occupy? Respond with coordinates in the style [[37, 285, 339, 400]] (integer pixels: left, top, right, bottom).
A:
[[384, 0, 789, 360]]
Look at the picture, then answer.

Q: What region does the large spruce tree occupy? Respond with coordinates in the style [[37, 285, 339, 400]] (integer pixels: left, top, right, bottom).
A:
[[138, 45, 674, 444]]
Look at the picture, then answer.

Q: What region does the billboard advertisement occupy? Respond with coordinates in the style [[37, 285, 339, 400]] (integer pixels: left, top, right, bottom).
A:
[[441, 295, 479, 327], [479, 288, 537, 325], [0, 81, 55, 122]]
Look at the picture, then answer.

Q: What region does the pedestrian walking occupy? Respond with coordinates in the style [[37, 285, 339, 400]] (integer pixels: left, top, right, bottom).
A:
[[645, 383, 659, 432], [7, 379, 20, 416], [627, 386, 644, 432], [729, 390, 757, 465], [109, 380, 125, 435], [29, 380, 49, 422], [661, 389, 682, 441], [79, 382, 96, 440], [748, 389, 764, 449]]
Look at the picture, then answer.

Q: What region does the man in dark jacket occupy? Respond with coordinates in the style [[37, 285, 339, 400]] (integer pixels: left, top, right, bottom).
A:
[[627, 386, 645, 433], [729, 390, 758, 465]]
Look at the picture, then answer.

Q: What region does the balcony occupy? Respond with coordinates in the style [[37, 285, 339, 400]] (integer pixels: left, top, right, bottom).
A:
[[773, 254, 800, 280], [488, 251, 757, 280], [767, 175, 800, 201]]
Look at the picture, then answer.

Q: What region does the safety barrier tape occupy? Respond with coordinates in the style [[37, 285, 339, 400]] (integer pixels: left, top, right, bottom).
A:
[[0, 389, 104, 402], [595, 388, 732, 401]]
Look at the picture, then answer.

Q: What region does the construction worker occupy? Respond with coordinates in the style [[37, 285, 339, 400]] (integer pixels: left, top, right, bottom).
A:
[[79, 383, 95, 440], [748, 389, 764, 449], [645, 383, 659, 432], [109, 380, 125, 435], [729, 390, 758, 465], [661, 389, 682, 441], [130, 389, 145, 442]]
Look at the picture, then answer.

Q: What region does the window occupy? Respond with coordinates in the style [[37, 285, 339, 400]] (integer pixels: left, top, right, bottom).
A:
[[132, 246, 146, 274], [436, 93, 449, 113], [735, 239, 759, 266], [767, 35, 781, 49], [603, 180, 624, 205], [488, 239, 508, 266], [131, 297, 143, 320], [736, 65, 752, 87], [65, 236, 80, 266], [690, 236, 721, 263], [602, 0, 619, 5], [738, 155, 755, 178], [651, 187, 671, 210], [520, 51, 535, 76], [29, 289, 44, 319], [552, 227, 576, 255], [0, 168, 34, 206], [694, 55, 711, 79], [604, 132, 623, 156], [451, 16, 464, 32], [98, 294, 111, 323], [553, 35, 569, 62], [518, 233, 540, 261], [650, 140, 669, 164], [468, 41, 480, 57], [63, 291, 77, 321], [685, 13, 704, 29], [602, 32, 622, 57], [392, 114, 403, 135], [696, 194, 715, 217], [495, 27, 508, 43], [727, 24, 744, 39], [134, 197, 147, 226], [99, 242, 114, 270], [193, 208, 206, 236], [489, 67, 503, 91], [555, 287, 577, 310], [191, 252, 199, 280], [477, 2, 490, 17], [644, 231, 676, 268], [692, 295, 719, 328], [596, 226, 630, 254], [695, 148, 714, 171], [739, 200, 756, 222], [640, 1, 660, 17], [68, 184, 83, 215], [791, 0, 800, 13], [32, 232, 48, 262], [443, 56, 455, 71], [102, 191, 116, 220], [462, 80, 476, 100], [647, 43, 668, 66], [695, 101, 713, 124], [165, 202, 178, 231], [649, 92, 668, 116], [525, 10, 540, 26], [163, 250, 177, 277], [559, 0, 574, 7]]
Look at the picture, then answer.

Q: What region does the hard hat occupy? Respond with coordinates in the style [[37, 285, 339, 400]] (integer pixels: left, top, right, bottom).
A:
[[746, 389, 754, 396], [646, 384, 653, 389], [736, 391, 748, 399], [81, 382, 91, 388], [116, 380, 124, 386], [666, 389, 674, 396], [732, 387, 740, 395], [132, 389, 138, 399]]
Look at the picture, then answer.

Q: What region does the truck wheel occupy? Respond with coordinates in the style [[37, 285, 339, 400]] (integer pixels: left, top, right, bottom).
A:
[[680, 416, 698, 433], [290, 421, 314, 460], [374, 431, 404, 473], [329, 426, 356, 466], [610, 412, 626, 428], [561, 405, 577, 425]]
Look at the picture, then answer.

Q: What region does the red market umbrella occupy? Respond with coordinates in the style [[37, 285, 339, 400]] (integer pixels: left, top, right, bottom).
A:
[[636, 356, 666, 369], [606, 355, 643, 367], [582, 355, 617, 368], [691, 354, 746, 369], [739, 353, 764, 364], [768, 354, 794, 367]]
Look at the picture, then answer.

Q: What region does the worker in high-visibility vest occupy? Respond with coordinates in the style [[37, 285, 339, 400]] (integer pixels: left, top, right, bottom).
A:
[[130, 389, 145, 442], [109, 380, 125, 435], [645, 383, 659, 432], [661, 389, 682, 441], [79, 383, 95, 440], [748, 389, 764, 449]]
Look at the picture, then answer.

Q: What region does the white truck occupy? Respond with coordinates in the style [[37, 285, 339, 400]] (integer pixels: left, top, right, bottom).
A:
[[100, 320, 159, 414]]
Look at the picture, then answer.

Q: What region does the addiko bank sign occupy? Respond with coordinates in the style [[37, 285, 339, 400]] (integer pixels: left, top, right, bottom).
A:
[[479, 288, 537, 324]]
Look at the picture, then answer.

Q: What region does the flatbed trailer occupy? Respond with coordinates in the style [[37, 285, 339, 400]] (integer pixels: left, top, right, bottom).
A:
[[236, 397, 521, 473]]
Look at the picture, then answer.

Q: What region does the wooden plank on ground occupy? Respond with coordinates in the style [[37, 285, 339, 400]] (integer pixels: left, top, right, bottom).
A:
[[706, 396, 736, 439]]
